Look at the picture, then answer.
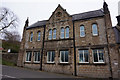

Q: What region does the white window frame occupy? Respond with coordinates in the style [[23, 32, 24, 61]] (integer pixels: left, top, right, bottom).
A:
[[79, 50, 89, 63], [80, 26, 85, 37], [53, 29, 56, 39], [65, 27, 69, 38], [37, 32, 41, 41], [30, 32, 33, 42], [34, 51, 40, 63], [60, 28, 64, 39], [93, 49, 104, 63], [48, 29, 52, 40], [60, 51, 69, 63], [26, 52, 32, 62], [92, 24, 98, 36], [47, 51, 55, 63]]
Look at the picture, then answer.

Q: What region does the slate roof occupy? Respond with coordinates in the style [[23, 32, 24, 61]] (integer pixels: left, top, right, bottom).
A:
[[26, 9, 104, 30], [26, 20, 47, 29], [113, 27, 120, 44], [71, 9, 104, 21]]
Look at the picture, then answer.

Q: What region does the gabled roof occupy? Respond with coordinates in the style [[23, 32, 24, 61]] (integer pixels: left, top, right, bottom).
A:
[[26, 20, 47, 30], [113, 27, 120, 44], [72, 9, 104, 21], [26, 8, 104, 30]]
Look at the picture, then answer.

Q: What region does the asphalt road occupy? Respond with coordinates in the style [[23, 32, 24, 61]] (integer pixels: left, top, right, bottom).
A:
[[1, 65, 78, 80]]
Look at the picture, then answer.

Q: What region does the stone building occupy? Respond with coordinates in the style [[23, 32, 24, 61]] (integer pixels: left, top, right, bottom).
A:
[[17, 2, 120, 78]]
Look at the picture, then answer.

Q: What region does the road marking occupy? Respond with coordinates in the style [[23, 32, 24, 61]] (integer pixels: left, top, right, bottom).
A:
[[0, 74, 16, 78]]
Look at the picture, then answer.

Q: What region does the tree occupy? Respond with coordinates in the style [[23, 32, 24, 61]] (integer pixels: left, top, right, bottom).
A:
[[0, 7, 19, 31], [3, 30, 21, 42]]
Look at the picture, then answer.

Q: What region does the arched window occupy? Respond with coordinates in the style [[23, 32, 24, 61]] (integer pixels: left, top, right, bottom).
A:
[[53, 29, 56, 39], [80, 25, 85, 37], [61, 28, 64, 39], [30, 32, 33, 42], [92, 24, 98, 36], [37, 31, 41, 41], [48, 29, 52, 40], [65, 27, 69, 38]]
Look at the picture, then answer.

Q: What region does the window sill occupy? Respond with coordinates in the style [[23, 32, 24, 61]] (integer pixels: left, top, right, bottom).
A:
[[33, 61, 40, 64], [58, 62, 71, 65], [24, 61, 32, 64], [45, 62, 55, 64], [78, 62, 89, 65], [93, 62, 106, 65]]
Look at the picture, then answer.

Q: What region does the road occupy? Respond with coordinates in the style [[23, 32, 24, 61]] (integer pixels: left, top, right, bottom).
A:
[[1, 65, 79, 80]]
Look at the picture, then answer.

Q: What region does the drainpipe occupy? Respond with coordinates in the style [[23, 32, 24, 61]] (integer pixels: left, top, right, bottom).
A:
[[72, 20, 77, 76], [104, 17, 113, 79], [40, 25, 46, 70]]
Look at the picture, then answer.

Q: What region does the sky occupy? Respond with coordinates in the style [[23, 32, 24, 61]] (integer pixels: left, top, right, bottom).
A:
[[1, 0, 120, 37]]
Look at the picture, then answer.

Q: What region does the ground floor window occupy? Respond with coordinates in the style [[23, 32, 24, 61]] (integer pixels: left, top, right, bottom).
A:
[[93, 49, 104, 63], [47, 51, 55, 63], [26, 51, 32, 62], [60, 51, 68, 63], [79, 50, 89, 63], [34, 51, 40, 62]]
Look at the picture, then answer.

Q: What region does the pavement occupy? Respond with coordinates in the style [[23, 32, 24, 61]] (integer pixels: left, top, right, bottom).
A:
[[1, 65, 80, 80]]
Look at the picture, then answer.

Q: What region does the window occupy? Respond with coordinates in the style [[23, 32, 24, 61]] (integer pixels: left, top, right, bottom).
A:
[[93, 49, 104, 63], [26, 51, 32, 62], [34, 51, 40, 62], [65, 27, 69, 38], [79, 50, 89, 63], [47, 51, 55, 63], [80, 25, 85, 37], [53, 29, 56, 39], [60, 51, 68, 63], [92, 24, 98, 36], [60, 28, 64, 39], [48, 29, 52, 40], [30, 32, 33, 42], [37, 31, 41, 41]]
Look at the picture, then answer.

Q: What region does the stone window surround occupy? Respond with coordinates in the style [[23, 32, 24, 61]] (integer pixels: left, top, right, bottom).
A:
[[60, 50, 69, 63], [33, 51, 40, 63], [37, 31, 41, 41], [92, 23, 99, 36], [80, 25, 85, 37]]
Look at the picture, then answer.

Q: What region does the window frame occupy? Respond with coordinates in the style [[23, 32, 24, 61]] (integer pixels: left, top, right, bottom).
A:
[[65, 27, 69, 38], [48, 29, 52, 40], [26, 51, 32, 62], [33, 51, 40, 63], [92, 49, 104, 63], [53, 29, 57, 39], [47, 51, 55, 63], [30, 32, 33, 42], [37, 31, 41, 41], [80, 25, 85, 37], [60, 27, 64, 39], [60, 51, 69, 63], [79, 50, 89, 63], [92, 23, 98, 36]]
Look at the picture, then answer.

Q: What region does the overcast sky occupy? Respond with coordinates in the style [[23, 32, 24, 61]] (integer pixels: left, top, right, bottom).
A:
[[1, 0, 120, 37]]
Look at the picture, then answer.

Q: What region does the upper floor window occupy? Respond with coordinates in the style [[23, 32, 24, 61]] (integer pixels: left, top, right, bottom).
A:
[[26, 51, 32, 62], [92, 24, 98, 36], [53, 29, 56, 39], [65, 27, 69, 38], [60, 28, 64, 39], [93, 49, 104, 63], [79, 50, 89, 63], [37, 31, 41, 41], [80, 25, 85, 37], [47, 51, 55, 63], [48, 29, 52, 40], [30, 32, 33, 42]]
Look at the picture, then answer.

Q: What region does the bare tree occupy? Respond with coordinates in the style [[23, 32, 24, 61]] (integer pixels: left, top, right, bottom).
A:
[[3, 30, 21, 42], [0, 7, 19, 31]]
